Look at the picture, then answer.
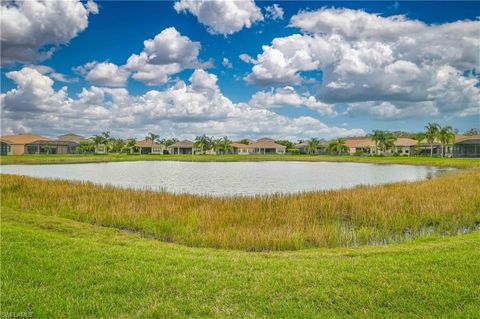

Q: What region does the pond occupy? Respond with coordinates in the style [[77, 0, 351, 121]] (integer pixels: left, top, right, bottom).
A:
[[1, 161, 447, 196]]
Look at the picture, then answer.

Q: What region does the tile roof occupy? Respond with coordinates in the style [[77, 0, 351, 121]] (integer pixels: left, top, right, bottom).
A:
[[0, 133, 51, 144]]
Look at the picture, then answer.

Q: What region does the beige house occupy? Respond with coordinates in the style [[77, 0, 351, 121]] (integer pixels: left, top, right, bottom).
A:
[[345, 138, 374, 155], [134, 139, 165, 154], [249, 138, 286, 154], [0, 133, 77, 155], [345, 137, 417, 156], [167, 140, 196, 154], [57, 133, 87, 143], [394, 138, 417, 156], [294, 141, 328, 154], [231, 142, 250, 155]]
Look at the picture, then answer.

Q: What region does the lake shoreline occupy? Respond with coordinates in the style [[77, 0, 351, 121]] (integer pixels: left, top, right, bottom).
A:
[[1, 160, 450, 197], [1, 153, 478, 168]]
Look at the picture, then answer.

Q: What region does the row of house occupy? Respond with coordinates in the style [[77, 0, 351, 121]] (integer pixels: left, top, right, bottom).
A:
[[293, 135, 480, 157], [0, 134, 287, 156], [154, 138, 287, 155], [1, 133, 479, 157]]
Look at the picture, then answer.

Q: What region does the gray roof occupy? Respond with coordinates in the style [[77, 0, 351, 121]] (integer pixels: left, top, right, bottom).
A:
[[168, 140, 194, 148]]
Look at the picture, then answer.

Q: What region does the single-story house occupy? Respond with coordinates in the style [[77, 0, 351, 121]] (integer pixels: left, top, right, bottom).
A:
[[134, 140, 165, 154], [345, 138, 374, 155], [231, 142, 250, 155], [57, 133, 87, 153], [0, 133, 76, 155], [453, 135, 480, 158], [167, 140, 196, 154], [294, 141, 328, 154], [393, 138, 417, 156], [249, 138, 286, 154], [57, 133, 87, 143]]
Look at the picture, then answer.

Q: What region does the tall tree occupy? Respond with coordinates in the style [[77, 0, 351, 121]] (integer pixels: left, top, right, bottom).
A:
[[146, 132, 160, 143], [214, 136, 232, 154], [306, 138, 320, 154], [370, 130, 385, 155], [159, 138, 179, 147], [125, 138, 138, 154], [380, 132, 397, 154], [194, 135, 213, 154], [437, 126, 455, 157], [425, 122, 440, 157], [327, 138, 348, 155], [412, 133, 426, 156], [111, 138, 125, 153]]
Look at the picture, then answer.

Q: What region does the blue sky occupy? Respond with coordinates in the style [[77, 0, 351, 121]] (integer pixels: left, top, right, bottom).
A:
[[1, 1, 479, 139]]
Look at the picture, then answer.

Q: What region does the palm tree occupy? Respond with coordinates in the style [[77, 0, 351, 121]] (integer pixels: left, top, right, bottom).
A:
[[425, 122, 440, 157], [306, 138, 320, 154], [76, 140, 94, 154], [327, 138, 348, 155], [194, 135, 213, 154], [370, 130, 385, 155], [380, 132, 397, 154], [146, 132, 160, 143], [437, 126, 455, 157], [159, 138, 179, 148], [125, 138, 137, 154], [91, 134, 107, 153], [212, 137, 232, 154], [111, 138, 125, 153], [412, 133, 425, 156]]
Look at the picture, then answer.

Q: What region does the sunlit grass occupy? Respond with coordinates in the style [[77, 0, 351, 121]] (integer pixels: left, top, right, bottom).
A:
[[2, 164, 479, 251], [1, 153, 479, 168], [2, 209, 479, 318]]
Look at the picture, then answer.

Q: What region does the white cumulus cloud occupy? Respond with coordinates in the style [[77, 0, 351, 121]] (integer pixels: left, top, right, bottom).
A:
[[1, 0, 98, 65], [1, 67, 364, 140], [243, 7, 480, 119], [174, 0, 263, 36]]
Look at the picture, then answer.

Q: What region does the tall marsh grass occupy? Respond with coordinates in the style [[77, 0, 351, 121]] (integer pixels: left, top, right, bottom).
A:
[[1, 169, 479, 251]]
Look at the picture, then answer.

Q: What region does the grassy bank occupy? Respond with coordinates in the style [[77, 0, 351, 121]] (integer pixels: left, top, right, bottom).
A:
[[2, 165, 479, 250], [2, 209, 479, 318], [1, 153, 479, 168]]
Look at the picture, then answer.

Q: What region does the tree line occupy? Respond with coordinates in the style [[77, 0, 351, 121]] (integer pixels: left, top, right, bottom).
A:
[[76, 123, 474, 156]]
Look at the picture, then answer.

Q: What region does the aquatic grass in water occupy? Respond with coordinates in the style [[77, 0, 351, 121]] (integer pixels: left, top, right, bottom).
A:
[[1, 168, 479, 251]]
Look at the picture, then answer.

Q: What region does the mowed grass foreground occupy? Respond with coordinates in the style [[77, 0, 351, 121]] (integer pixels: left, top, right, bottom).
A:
[[2, 209, 480, 318], [2, 164, 479, 251]]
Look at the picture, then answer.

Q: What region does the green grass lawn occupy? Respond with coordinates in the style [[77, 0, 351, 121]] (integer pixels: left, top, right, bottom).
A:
[[1, 153, 479, 168], [2, 208, 479, 318], [2, 155, 479, 317]]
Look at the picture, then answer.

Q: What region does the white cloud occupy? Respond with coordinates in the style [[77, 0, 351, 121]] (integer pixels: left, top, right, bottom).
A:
[[243, 7, 480, 119], [1, 67, 364, 140], [265, 4, 284, 20], [1, 0, 98, 65], [239, 53, 256, 64], [222, 57, 233, 68], [124, 27, 204, 85], [25, 65, 76, 83], [174, 0, 263, 36], [76, 61, 129, 87], [244, 34, 335, 85], [249, 86, 337, 116]]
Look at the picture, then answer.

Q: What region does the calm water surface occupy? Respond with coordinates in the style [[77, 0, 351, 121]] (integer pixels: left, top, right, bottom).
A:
[[1, 161, 447, 196]]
